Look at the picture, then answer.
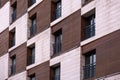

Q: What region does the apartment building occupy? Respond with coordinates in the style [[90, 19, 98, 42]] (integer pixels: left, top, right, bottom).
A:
[[0, 0, 120, 80]]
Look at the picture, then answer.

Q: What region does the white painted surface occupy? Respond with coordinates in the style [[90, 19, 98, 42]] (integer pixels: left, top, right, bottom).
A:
[[81, 0, 120, 46], [81, 0, 95, 15], [50, 47, 81, 80], [8, 14, 28, 51], [51, 0, 81, 26], [27, 28, 51, 70], [0, 2, 10, 33], [0, 53, 9, 80], [8, 71, 27, 80]]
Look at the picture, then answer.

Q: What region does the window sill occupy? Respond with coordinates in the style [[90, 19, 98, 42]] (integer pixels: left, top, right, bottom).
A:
[[8, 45, 16, 52], [27, 0, 43, 12], [82, 0, 94, 7], [50, 16, 63, 27], [81, 36, 96, 46]]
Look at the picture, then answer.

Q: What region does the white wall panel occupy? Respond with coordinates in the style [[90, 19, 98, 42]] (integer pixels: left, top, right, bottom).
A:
[[0, 2, 10, 33], [0, 53, 9, 80]]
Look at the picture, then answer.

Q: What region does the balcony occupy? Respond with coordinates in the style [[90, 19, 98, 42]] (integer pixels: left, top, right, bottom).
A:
[[30, 25, 36, 37], [52, 75, 60, 80], [83, 63, 96, 79], [11, 65, 16, 75], [11, 11, 16, 23], [51, 0, 61, 22], [53, 42, 62, 54], [83, 23, 95, 40], [9, 38, 15, 48]]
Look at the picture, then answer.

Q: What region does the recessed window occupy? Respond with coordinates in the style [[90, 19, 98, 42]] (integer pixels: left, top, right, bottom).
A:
[[9, 28, 16, 48], [51, 65, 60, 80], [28, 0, 36, 7], [83, 50, 96, 79], [27, 44, 35, 66], [10, 56, 16, 75], [29, 14, 37, 38], [29, 74, 36, 80], [53, 29, 62, 54], [81, 11, 95, 40], [51, 0, 61, 21], [11, 2, 17, 23], [0, 0, 1, 8]]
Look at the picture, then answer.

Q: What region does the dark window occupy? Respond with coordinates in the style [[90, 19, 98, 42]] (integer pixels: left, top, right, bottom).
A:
[[28, 0, 36, 7], [29, 74, 36, 80], [51, 0, 61, 21], [9, 28, 15, 48], [27, 45, 35, 66], [11, 2, 17, 23], [83, 50, 96, 79], [53, 29, 62, 54], [82, 0, 93, 6], [11, 56, 16, 75], [30, 14, 37, 37], [82, 14, 95, 40], [51, 65, 60, 80], [0, 0, 1, 8]]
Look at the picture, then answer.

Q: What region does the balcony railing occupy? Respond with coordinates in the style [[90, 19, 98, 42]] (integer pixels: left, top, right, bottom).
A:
[[11, 65, 16, 75], [10, 38, 15, 48], [11, 11, 16, 23], [52, 75, 60, 80], [30, 25, 36, 37], [53, 42, 61, 54], [55, 5, 61, 20], [28, 55, 35, 65], [83, 63, 96, 79], [84, 23, 95, 40]]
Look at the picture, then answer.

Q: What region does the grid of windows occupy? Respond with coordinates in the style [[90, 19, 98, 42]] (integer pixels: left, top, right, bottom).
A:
[[0, 0, 101, 79]]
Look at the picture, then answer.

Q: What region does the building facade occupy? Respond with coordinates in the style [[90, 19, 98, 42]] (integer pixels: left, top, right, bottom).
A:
[[0, 0, 120, 80]]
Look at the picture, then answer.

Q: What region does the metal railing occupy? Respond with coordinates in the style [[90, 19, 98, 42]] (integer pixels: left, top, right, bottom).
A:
[[10, 38, 15, 48], [30, 24, 36, 37], [11, 11, 16, 23], [84, 23, 95, 40], [53, 42, 62, 54], [52, 75, 60, 80], [55, 7, 61, 20], [83, 63, 96, 79], [11, 65, 16, 75]]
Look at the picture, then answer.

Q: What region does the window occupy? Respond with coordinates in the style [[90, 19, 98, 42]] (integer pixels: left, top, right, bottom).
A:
[[82, 13, 95, 40], [83, 50, 96, 79], [51, 65, 60, 80], [51, 0, 61, 21], [53, 29, 62, 54], [29, 14, 37, 37], [11, 56, 16, 75], [28, 0, 36, 7], [27, 44, 35, 66], [11, 2, 17, 23], [29, 74, 36, 80], [9, 28, 15, 48], [0, 0, 1, 8]]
